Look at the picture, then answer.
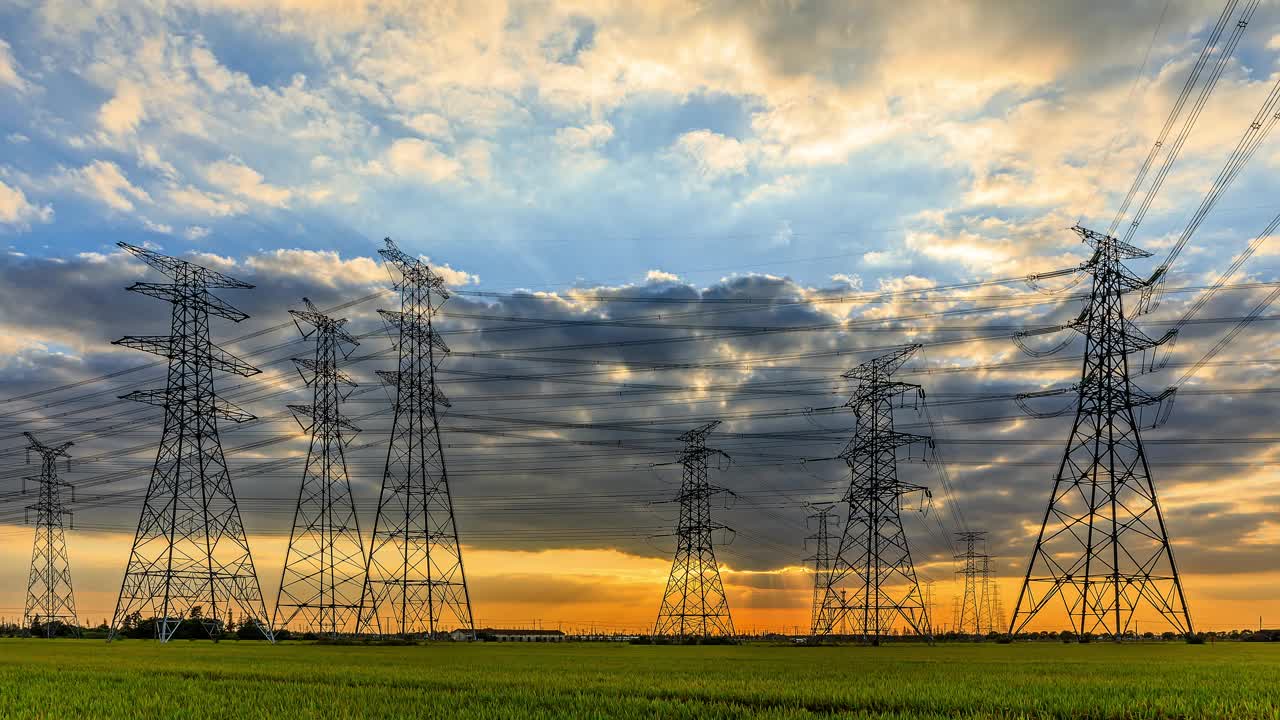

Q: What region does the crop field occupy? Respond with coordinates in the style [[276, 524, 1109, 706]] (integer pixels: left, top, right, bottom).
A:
[[0, 639, 1277, 719]]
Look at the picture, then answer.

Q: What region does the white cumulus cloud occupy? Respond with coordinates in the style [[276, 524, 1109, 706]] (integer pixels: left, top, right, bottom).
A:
[[0, 40, 28, 92], [206, 157, 292, 207], [378, 138, 463, 184], [65, 160, 150, 212], [0, 179, 53, 227], [98, 82, 147, 136], [672, 130, 752, 180]]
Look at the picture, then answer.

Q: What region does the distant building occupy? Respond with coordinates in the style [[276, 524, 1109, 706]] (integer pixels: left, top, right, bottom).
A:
[[476, 628, 566, 642]]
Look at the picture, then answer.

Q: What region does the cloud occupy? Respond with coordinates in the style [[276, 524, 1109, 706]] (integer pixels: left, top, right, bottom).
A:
[[64, 160, 151, 212], [206, 157, 293, 207], [184, 225, 211, 240], [645, 269, 680, 283], [377, 137, 463, 183], [136, 144, 178, 180], [0, 39, 28, 92], [0, 179, 53, 227], [671, 130, 752, 179], [425, 257, 478, 287], [243, 248, 385, 287], [98, 81, 147, 137], [742, 175, 800, 205], [167, 185, 247, 217], [398, 112, 452, 140], [554, 123, 613, 151], [141, 217, 173, 234]]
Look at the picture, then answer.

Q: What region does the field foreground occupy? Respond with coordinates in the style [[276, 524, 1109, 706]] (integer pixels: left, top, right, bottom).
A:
[[0, 640, 1277, 719]]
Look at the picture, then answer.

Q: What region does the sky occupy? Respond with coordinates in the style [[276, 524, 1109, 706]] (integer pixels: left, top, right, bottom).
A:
[[2, 0, 1280, 634]]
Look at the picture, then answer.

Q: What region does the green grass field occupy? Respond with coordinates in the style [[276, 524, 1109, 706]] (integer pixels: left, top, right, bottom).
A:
[[0, 639, 1277, 719]]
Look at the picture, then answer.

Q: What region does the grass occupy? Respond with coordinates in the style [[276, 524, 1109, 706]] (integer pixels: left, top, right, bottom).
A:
[[0, 639, 1277, 719]]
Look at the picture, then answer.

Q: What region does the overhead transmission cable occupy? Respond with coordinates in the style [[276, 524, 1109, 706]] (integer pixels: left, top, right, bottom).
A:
[[1110, 0, 1253, 240]]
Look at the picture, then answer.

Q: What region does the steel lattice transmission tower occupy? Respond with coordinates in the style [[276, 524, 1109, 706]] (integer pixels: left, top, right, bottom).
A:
[[989, 567, 1006, 634], [923, 579, 937, 633], [805, 503, 838, 636], [22, 432, 79, 637], [273, 299, 367, 636], [359, 239, 474, 638], [1010, 225, 1191, 637], [654, 421, 735, 638], [109, 243, 273, 642], [980, 553, 1002, 635], [955, 531, 987, 638], [814, 346, 933, 644]]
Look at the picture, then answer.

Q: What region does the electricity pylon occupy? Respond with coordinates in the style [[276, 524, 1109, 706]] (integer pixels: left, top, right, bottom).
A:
[[1010, 225, 1191, 637], [980, 552, 1002, 635], [814, 346, 932, 644], [955, 531, 986, 638], [926, 579, 936, 630], [22, 432, 78, 638], [805, 503, 838, 636], [359, 239, 474, 638], [989, 570, 1007, 633], [654, 421, 735, 638], [108, 243, 273, 643], [273, 299, 366, 636]]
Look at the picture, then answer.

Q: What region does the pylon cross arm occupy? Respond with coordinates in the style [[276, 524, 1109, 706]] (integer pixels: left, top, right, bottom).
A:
[[118, 242, 254, 289]]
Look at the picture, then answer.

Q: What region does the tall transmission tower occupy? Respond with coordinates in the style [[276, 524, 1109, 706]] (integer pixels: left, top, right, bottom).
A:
[[955, 531, 986, 638], [359, 239, 474, 638], [1010, 225, 1191, 638], [814, 346, 933, 644], [273, 299, 366, 636], [654, 421, 735, 639], [22, 432, 78, 638], [108, 243, 273, 643], [805, 502, 838, 636]]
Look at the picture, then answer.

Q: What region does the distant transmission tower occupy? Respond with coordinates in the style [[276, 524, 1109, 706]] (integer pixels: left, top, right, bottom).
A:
[[359, 239, 474, 638], [273, 299, 366, 637], [654, 421, 735, 638], [990, 571, 1007, 633], [109, 243, 273, 642], [980, 550, 1001, 635], [955, 531, 986, 638], [814, 346, 932, 644], [22, 432, 78, 638], [805, 503, 837, 636], [1010, 225, 1191, 637], [923, 579, 937, 634]]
